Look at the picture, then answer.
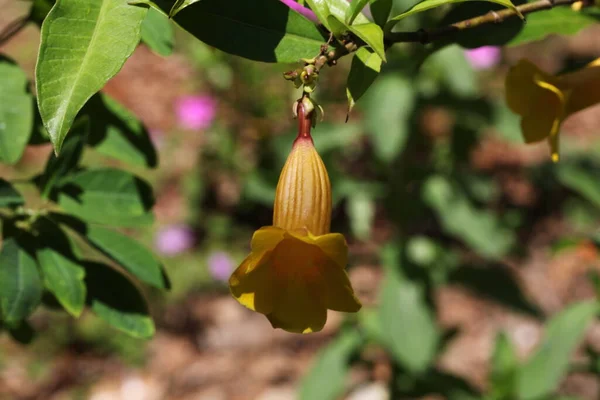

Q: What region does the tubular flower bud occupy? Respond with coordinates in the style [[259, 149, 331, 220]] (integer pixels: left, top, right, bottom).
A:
[[228, 102, 361, 333], [505, 58, 600, 162]]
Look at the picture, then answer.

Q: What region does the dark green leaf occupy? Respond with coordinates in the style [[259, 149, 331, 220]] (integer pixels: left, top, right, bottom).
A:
[[141, 7, 174, 56], [84, 225, 167, 289], [346, 47, 382, 115], [0, 179, 24, 208], [489, 332, 518, 399], [346, 0, 371, 24], [84, 261, 155, 338], [86, 94, 158, 168], [517, 301, 599, 400], [56, 168, 154, 227], [134, 0, 328, 63], [379, 245, 439, 372], [370, 0, 392, 26], [0, 56, 33, 164], [557, 163, 600, 209], [29, 0, 55, 25], [363, 75, 415, 163], [7, 320, 36, 344], [299, 330, 362, 400], [36, 0, 148, 153], [0, 238, 43, 325], [423, 176, 514, 259]]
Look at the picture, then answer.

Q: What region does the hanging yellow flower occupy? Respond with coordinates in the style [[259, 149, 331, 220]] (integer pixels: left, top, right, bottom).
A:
[[505, 58, 600, 162], [229, 101, 361, 333]]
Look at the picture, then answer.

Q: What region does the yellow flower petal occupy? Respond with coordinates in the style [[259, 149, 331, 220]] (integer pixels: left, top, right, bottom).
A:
[[251, 226, 285, 254], [505, 59, 558, 117], [314, 232, 348, 269], [560, 62, 600, 116], [267, 279, 327, 334], [318, 260, 362, 312], [229, 251, 276, 314]]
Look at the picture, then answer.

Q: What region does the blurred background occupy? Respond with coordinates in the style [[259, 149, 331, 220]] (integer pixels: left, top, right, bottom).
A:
[[2, 0, 600, 399]]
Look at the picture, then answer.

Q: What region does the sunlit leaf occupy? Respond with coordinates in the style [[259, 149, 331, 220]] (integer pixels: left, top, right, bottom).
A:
[[169, 0, 201, 17], [346, 47, 382, 115], [141, 6, 174, 56], [346, 0, 371, 24]]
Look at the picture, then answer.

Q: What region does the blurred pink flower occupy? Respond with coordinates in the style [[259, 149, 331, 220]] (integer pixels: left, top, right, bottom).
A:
[[174, 95, 216, 130], [464, 46, 502, 70], [208, 251, 234, 281], [279, 0, 318, 22], [155, 225, 195, 256]]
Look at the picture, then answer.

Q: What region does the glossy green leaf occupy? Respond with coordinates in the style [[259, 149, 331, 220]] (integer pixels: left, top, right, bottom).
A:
[[346, 47, 382, 115], [141, 7, 174, 56], [387, 0, 521, 30], [508, 8, 599, 46], [380, 254, 439, 372], [0, 238, 43, 325], [56, 168, 154, 227], [0, 179, 24, 208], [169, 0, 201, 17], [86, 94, 157, 168], [517, 301, 599, 400], [370, 0, 392, 26], [489, 332, 518, 400], [0, 57, 33, 164], [557, 164, 600, 209], [36, 0, 147, 153], [363, 75, 415, 163], [84, 225, 167, 289], [134, 0, 327, 63], [37, 248, 86, 317], [299, 330, 362, 400], [84, 261, 155, 338], [346, 0, 371, 24], [306, 0, 369, 30], [423, 176, 514, 259]]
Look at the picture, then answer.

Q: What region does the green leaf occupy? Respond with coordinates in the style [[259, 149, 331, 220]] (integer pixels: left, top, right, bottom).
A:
[[0, 179, 24, 208], [36, 0, 148, 153], [363, 75, 415, 163], [379, 246, 439, 372], [348, 22, 387, 62], [169, 0, 201, 17], [346, 47, 382, 115], [0, 238, 43, 325], [141, 7, 174, 56], [517, 301, 599, 400], [0, 56, 33, 164], [84, 261, 155, 338], [346, 0, 371, 24], [424, 45, 477, 97], [134, 0, 327, 64], [84, 225, 167, 289], [299, 330, 362, 400], [557, 163, 600, 209], [86, 94, 157, 168], [347, 191, 376, 240], [56, 168, 154, 227], [387, 0, 521, 30], [489, 332, 518, 400], [370, 0, 393, 26], [306, 0, 368, 30], [508, 8, 599, 46], [423, 176, 514, 259]]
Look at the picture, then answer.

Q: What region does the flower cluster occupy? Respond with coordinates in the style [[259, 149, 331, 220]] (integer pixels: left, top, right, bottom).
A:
[[228, 101, 361, 333]]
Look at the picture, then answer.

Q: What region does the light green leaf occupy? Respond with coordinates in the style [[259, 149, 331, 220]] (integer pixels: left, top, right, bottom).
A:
[[363, 75, 415, 163], [169, 0, 201, 17], [0, 179, 24, 208], [346, 47, 382, 114], [347, 191, 375, 240], [37, 248, 86, 317], [517, 301, 599, 400], [423, 176, 514, 259], [370, 0, 393, 26], [133, 0, 327, 63], [557, 164, 600, 209], [424, 45, 477, 97], [489, 332, 518, 400], [0, 57, 33, 164], [84, 261, 155, 338], [36, 0, 148, 153], [84, 225, 167, 289], [0, 238, 43, 325], [56, 168, 154, 227], [306, 0, 369, 30], [86, 94, 157, 168], [346, 0, 371, 24], [141, 7, 174, 56], [387, 0, 521, 30], [508, 8, 599, 46], [299, 330, 362, 400], [380, 249, 439, 372], [327, 16, 386, 61]]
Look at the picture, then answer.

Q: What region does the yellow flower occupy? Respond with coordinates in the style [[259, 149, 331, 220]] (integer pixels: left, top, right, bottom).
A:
[[505, 58, 600, 162], [229, 103, 361, 334]]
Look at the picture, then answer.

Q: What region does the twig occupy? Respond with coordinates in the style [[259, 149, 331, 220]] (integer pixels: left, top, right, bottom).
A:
[[0, 16, 28, 47], [385, 0, 585, 44]]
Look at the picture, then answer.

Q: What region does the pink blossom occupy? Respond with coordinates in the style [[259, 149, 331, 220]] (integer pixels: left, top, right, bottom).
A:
[[174, 95, 216, 130], [279, 0, 318, 22], [154, 225, 195, 256], [464, 46, 502, 70], [207, 251, 234, 282]]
